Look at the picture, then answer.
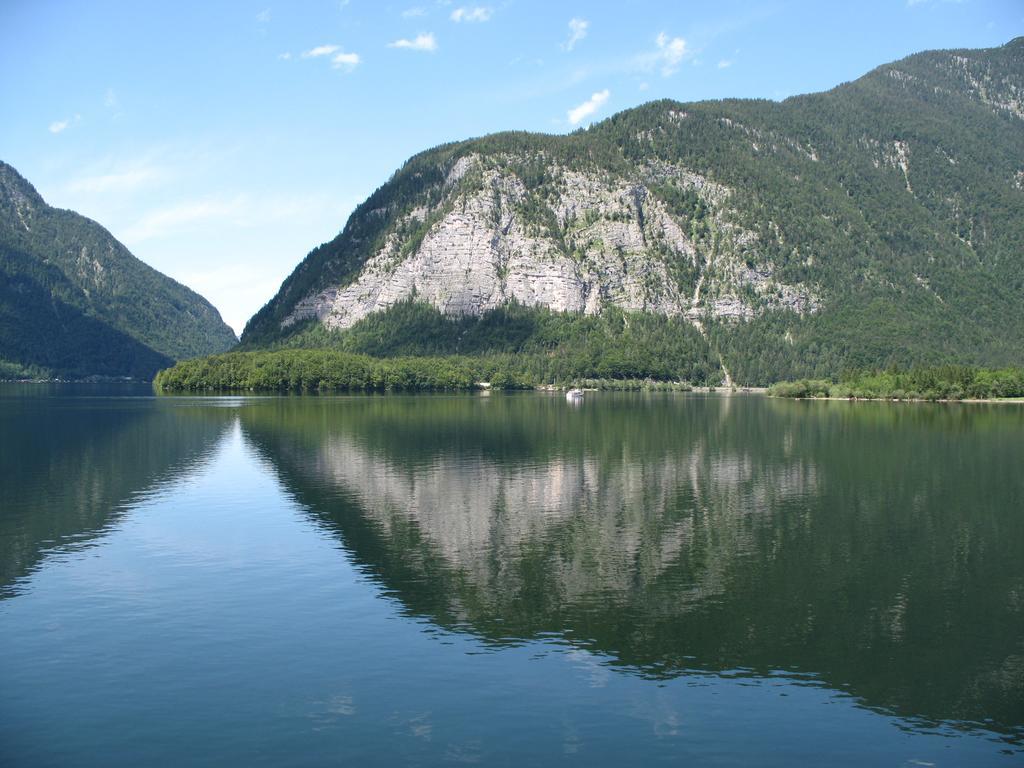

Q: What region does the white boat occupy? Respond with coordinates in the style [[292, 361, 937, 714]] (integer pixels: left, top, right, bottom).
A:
[[566, 388, 584, 402]]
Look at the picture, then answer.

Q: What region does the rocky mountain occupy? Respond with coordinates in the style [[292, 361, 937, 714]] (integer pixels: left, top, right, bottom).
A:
[[245, 38, 1024, 384], [0, 162, 237, 379]]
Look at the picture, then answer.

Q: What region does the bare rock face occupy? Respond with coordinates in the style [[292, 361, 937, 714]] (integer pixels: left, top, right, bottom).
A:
[[294, 425, 819, 607], [0, 162, 43, 234], [283, 147, 821, 333]]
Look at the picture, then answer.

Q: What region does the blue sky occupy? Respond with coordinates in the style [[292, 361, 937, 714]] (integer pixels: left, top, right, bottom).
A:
[[1, 1, 1021, 334]]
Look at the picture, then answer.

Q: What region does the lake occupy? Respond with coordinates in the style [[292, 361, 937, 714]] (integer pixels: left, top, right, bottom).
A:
[[1, 385, 1022, 766]]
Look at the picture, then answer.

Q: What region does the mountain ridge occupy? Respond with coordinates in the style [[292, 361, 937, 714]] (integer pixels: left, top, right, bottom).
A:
[[236, 36, 1024, 384], [0, 161, 237, 378]]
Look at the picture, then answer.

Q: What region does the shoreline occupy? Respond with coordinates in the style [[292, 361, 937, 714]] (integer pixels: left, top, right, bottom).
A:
[[6, 379, 1021, 403], [0, 377, 144, 384], [771, 395, 1024, 404]]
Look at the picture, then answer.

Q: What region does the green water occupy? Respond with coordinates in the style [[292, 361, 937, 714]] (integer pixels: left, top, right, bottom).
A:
[[1, 387, 1022, 765]]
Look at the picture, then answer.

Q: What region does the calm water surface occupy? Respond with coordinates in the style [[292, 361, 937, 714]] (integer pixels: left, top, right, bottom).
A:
[[1, 385, 1022, 766]]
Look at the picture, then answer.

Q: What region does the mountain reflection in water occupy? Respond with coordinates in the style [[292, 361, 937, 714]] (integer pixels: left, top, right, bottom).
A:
[[0, 387, 235, 593], [238, 394, 1024, 745], [2, 389, 1021, 762]]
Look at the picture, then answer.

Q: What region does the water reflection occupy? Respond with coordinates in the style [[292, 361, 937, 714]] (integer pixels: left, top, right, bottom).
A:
[[239, 394, 1024, 745], [0, 389, 234, 593]]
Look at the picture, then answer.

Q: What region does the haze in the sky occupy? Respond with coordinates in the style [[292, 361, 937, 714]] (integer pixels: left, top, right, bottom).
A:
[[1, 0, 1020, 334]]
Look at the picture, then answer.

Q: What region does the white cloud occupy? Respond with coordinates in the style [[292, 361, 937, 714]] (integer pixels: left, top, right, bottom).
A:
[[303, 44, 340, 58], [297, 44, 359, 71], [256, 8, 271, 23], [402, 7, 426, 18], [562, 17, 588, 51], [58, 147, 217, 208], [49, 120, 69, 134], [332, 51, 361, 70], [278, 52, 292, 60], [638, 81, 650, 91], [67, 166, 165, 194], [450, 6, 491, 22], [717, 59, 732, 69], [634, 32, 689, 77], [655, 32, 687, 76], [388, 33, 437, 51], [104, 88, 119, 109], [567, 89, 609, 125], [122, 193, 351, 247], [121, 198, 248, 244]]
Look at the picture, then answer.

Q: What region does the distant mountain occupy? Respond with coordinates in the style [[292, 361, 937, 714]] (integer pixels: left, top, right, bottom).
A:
[[243, 37, 1024, 385], [0, 162, 236, 379]]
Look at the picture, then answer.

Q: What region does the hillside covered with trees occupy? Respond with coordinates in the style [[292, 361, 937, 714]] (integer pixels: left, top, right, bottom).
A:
[[0, 162, 237, 379]]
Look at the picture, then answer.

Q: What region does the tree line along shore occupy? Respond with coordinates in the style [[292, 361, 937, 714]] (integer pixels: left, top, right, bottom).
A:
[[766, 366, 1024, 401], [152, 349, 1024, 401], [152, 349, 696, 393]]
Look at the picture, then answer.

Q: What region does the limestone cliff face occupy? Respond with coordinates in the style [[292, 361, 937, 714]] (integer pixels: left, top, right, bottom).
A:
[[280, 149, 820, 334]]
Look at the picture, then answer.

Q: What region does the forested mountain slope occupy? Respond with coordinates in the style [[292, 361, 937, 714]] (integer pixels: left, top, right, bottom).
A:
[[0, 162, 237, 378], [244, 38, 1024, 384]]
